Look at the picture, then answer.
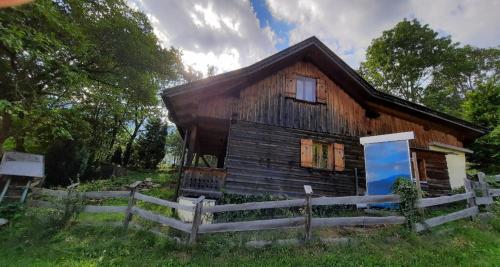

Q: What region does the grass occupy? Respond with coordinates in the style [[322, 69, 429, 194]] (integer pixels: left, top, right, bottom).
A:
[[0, 207, 499, 266], [1, 170, 500, 266]]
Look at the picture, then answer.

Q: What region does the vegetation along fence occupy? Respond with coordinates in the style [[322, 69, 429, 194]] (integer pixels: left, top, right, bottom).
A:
[[30, 173, 500, 245]]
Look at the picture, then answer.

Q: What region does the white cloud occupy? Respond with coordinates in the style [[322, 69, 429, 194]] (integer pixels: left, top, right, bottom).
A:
[[409, 0, 500, 48], [266, 0, 500, 69], [128, 0, 277, 76]]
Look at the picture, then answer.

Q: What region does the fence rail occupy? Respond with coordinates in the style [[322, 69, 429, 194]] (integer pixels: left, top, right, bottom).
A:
[[30, 172, 498, 245]]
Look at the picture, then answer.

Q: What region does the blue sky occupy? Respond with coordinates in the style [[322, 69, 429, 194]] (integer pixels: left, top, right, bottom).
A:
[[128, 0, 500, 76], [250, 0, 292, 51]]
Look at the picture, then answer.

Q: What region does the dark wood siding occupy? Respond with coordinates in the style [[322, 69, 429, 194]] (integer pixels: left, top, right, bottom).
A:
[[198, 61, 463, 149], [412, 149, 451, 196], [224, 120, 366, 197]]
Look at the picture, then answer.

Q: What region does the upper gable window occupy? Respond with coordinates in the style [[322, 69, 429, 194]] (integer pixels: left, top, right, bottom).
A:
[[296, 76, 316, 102]]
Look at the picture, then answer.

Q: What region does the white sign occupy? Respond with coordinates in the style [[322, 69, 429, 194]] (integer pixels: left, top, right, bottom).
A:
[[0, 152, 44, 178]]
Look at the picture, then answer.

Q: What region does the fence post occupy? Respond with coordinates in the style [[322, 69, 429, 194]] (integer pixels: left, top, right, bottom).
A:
[[464, 178, 476, 220], [189, 195, 205, 245], [123, 181, 142, 231], [477, 172, 493, 208], [304, 185, 313, 242], [64, 182, 80, 216]]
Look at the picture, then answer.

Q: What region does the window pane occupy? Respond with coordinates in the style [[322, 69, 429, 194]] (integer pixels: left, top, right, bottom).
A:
[[296, 76, 316, 102], [296, 79, 304, 100], [320, 144, 328, 169], [313, 143, 320, 168], [312, 142, 329, 169], [305, 78, 316, 102]]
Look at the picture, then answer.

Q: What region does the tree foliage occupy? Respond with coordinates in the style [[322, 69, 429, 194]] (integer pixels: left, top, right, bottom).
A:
[[461, 82, 500, 173], [0, 0, 185, 184], [361, 18, 500, 172], [423, 46, 500, 116], [360, 19, 455, 103]]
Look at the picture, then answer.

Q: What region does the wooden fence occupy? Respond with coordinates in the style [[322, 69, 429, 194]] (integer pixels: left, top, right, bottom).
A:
[[30, 173, 499, 245]]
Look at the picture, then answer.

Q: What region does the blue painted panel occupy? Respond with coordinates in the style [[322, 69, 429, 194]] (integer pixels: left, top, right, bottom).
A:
[[364, 140, 412, 208]]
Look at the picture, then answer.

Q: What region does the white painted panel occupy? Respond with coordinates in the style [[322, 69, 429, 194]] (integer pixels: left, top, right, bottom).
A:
[[360, 132, 414, 145], [177, 196, 216, 224], [0, 152, 44, 178]]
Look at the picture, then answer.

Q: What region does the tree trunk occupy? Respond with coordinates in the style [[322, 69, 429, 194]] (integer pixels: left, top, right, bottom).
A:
[[122, 120, 144, 166], [108, 117, 122, 151], [14, 136, 25, 152], [0, 112, 12, 157]]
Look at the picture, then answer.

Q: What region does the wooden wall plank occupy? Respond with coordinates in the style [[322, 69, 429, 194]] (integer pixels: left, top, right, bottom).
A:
[[196, 61, 464, 149], [224, 121, 365, 197]]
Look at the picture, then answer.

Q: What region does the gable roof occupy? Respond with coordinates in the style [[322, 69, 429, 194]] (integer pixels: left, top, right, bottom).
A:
[[162, 36, 486, 142]]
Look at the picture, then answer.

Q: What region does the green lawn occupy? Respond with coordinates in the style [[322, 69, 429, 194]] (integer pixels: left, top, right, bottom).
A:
[[0, 170, 499, 266]]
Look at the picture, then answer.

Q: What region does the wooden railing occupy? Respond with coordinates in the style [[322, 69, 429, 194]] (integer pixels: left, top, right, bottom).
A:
[[30, 172, 499, 245], [180, 167, 226, 197]]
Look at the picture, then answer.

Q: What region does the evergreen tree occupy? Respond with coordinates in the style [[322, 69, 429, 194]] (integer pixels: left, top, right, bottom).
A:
[[133, 118, 168, 169]]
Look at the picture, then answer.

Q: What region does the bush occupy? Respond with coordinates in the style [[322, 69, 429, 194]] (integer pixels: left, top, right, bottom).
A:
[[213, 193, 358, 223], [45, 139, 89, 186], [215, 193, 300, 222], [0, 203, 24, 221], [392, 178, 422, 229]]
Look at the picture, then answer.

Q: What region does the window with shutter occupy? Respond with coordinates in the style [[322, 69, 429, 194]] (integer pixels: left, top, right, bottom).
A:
[[300, 139, 313, 167], [334, 143, 345, 171], [301, 140, 339, 171]]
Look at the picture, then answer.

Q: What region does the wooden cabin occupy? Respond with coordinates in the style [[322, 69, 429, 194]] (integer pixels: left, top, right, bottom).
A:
[[162, 37, 485, 198]]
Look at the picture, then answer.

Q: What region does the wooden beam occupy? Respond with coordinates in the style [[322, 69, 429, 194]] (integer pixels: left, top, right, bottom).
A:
[[189, 196, 205, 245], [173, 129, 189, 202], [417, 192, 473, 208], [123, 181, 142, 231], [0, 177, 11, 204], [134, 192, 194, 212], [131, 207, 191, 233], [312, 216, 406, 228], [411, 152, 422, 198], [304, 185, 313, 242], [185, 126, 198, 167], [198, 217, 305, 233], [415, 206, 478, 232]]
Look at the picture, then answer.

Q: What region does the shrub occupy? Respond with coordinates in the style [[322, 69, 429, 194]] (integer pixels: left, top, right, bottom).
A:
[[392, 178, 422, 229], [45, 139, 89, 186], [215, 193, 300, 222], [0, 202, 25, 221]]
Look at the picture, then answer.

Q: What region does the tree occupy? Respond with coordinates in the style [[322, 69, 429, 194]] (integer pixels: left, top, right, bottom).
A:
[[462, 81, 500, 173], [423, 46, 500, 116], [165, 128, 183, 165], [360, 19, 455, 103], [0, 0, 184, 184], [132, 118, 168, 169]]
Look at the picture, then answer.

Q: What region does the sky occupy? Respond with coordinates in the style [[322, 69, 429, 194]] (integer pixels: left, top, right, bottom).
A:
[[128, 0, 500, 76]]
